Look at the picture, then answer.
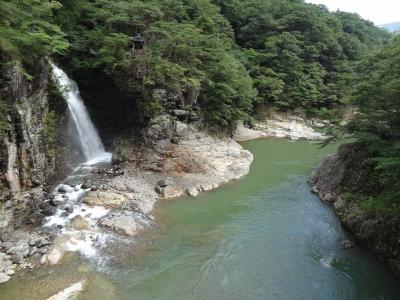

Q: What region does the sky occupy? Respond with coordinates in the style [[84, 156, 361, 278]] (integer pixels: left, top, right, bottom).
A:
[[305, 0, 400, 25]]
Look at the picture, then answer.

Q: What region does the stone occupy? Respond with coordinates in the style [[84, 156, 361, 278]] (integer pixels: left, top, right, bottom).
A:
[[83, 191, 126, 208], [63, 204, 74, 213], [46, 280, 86, 300], [37, 238, 50, 248], [58, 186, 68, 194], [5, 269, 14, 275], [28, 237, 36, 247], [160, 185, 184, 198], [11, 251, 24, 264], [99, 211, 151, 236], [47, 249, 63, 265], [157, 179, 173, 187], [80, 184, 91, 190], [70, 216, 89, 230], [0, 272, 10, 284], [186, 187, 199, 197], [341, 240, 354, 249]]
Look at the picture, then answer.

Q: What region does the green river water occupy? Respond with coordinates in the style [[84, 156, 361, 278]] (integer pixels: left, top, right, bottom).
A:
[[1, 139, 399, 299]]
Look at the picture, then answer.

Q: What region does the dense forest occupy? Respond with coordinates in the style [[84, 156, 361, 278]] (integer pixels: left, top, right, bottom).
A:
[[0, 0, 398, 212], [0, 0, 390, 128]]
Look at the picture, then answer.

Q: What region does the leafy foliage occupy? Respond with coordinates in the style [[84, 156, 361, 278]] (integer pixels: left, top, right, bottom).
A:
[[346, 36, 400, 211], [0, 0, 69, 66], [215, 0, 389, 110]]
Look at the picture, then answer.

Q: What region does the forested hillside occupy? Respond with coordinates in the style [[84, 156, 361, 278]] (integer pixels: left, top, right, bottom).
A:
[[0, 0, 391, 132], [345, 36, 400, 211]]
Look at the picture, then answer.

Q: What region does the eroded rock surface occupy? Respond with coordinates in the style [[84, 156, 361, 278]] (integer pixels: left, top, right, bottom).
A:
[[310, 144, 400, 279], [234, 111, 326, 141]]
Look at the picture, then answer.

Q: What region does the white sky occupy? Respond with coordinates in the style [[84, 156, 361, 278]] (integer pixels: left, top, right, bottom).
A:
[[305, 0, 400, 25]]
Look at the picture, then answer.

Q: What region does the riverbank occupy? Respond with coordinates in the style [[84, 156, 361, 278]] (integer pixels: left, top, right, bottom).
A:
[[0, 110, 326, 285], [309, 143, 400, 279], [1, 139, 399, 300], [233, 111, 326, 141], [0, 113, 253, 285]]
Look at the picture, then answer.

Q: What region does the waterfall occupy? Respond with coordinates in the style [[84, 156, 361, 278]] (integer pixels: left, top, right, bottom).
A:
[[50, 63, 111, 164]]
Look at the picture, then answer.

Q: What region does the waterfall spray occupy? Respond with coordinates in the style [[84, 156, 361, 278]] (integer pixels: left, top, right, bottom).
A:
[[50, 62, 111, 164]]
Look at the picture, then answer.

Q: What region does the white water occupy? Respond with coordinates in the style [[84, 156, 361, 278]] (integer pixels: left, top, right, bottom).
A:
[[50, 63, 111, 163], [43, 63, 113, 260]]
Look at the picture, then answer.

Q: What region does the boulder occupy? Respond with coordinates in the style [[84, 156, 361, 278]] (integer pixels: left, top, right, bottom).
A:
[[160, 185, 184, 198], [46, 280, 86, 300], [0, 272, 10, 284], [99, 211, 151, 236], [157, 179, 173, 187], [70, 216, 89, 230], [83, 191, 126, 208], [186, 187, 199, 197], [46, 249, 63, 265]]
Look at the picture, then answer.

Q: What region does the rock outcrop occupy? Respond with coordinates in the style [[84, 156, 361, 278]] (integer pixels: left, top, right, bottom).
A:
[[113, 114, 253, 203], [234, 111, 326, 141], [0, 60, 66, 232], [310, 144, 400, 279]]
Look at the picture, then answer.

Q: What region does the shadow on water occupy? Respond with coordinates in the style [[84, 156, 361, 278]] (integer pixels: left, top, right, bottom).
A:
[[1, 139, 399, 300]]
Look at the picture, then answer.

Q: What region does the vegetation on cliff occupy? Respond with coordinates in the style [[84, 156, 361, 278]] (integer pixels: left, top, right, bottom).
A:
[[345, 36, 400, 213], [0, 0, 391, 131]]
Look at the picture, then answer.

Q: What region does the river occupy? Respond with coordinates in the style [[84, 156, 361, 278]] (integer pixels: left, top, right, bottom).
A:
[[1, 139, 399, 299]]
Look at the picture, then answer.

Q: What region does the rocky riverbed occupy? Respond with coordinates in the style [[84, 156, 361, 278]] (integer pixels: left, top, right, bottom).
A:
[[0, 113, 253, 286], [234, 111, 326, 141]]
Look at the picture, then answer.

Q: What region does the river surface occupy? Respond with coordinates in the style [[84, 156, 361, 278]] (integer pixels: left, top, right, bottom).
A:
[[1, 139, 399, 299]]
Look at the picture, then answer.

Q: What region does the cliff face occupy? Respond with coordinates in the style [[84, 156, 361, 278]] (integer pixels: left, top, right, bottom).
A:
[[310, 144, 400, 279], [0, 59, 64, 231]]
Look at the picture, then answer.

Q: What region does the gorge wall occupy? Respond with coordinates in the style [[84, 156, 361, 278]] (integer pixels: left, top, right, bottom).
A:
[[0, 60, 67, 232], [309, 144, 400, 279]]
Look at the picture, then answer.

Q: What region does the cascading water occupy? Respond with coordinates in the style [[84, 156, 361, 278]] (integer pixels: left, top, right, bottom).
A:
[[50, 63, 111, 164], [42, 63, 115, 262]]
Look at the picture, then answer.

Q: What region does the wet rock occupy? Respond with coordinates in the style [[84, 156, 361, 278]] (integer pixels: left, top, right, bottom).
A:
[[0, 272, 10, 284], [6, 269, 14, 275], [63, 204, 74, 213], [159, 185, 184, 198], [341, 240, 354, 249], [70, 215, 89, 230], [83, 191, 126, 208], [46, 249, 63, 265], [186, 187, 199, 197], [40, 203, 57, 216], [111, 153, 123, 165], [46, 280, 86, 300], [80, 183, 91, 190], [58, 186, 68, 194], [99, 211, 151, 236]]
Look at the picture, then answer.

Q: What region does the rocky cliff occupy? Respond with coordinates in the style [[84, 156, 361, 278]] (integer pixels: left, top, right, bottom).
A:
[[309, 144, 400, 279], [0, 60, 65, 232]]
